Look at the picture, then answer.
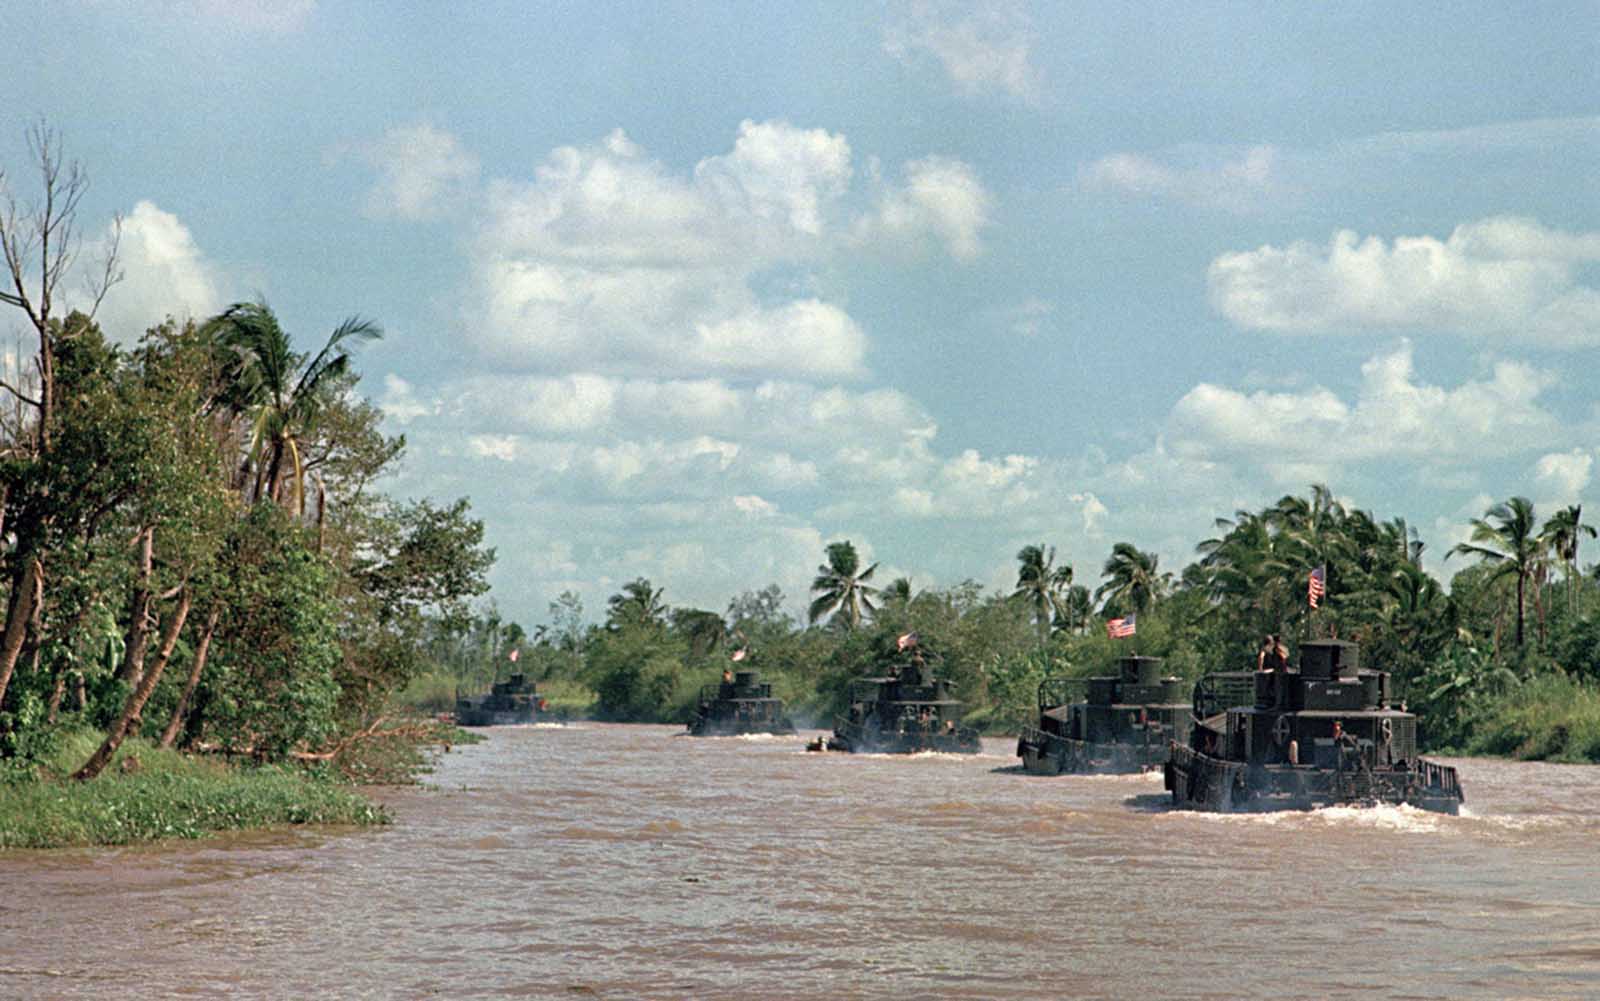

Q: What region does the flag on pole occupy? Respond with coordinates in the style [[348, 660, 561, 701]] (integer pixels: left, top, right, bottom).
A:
[[508, 648, 520, 662], [1106, 613, 1137, 639], [896, 632, 919, 651], [730, 648, 747, 662], [1308, 566, 1326, 609]]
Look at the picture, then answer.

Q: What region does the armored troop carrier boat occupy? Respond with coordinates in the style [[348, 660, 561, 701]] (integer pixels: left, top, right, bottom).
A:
[[1164, 640, 1463, 814], [455, 672, 546, 726], [686, 669, 797, 736], [1015, 656, 1193, 774], [825, 650, 981, 754]]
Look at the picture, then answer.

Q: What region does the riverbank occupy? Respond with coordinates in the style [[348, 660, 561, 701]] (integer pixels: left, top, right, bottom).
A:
[[1458, 673, 1600, 763], [0, 729, 386, 850]]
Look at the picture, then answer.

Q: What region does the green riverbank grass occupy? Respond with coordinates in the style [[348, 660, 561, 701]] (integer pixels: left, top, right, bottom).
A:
[[1465, 674, 1600, 764], [397, 670, 596, 719], [0, 729, 386, 849], [533, 677, 595, 717]]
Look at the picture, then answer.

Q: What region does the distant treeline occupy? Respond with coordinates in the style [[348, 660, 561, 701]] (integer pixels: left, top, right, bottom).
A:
[[417, 486, 1600, 762]]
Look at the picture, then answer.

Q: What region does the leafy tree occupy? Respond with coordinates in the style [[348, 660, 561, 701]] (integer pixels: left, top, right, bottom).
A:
[[187, 506, 342, 759], [549, 590, 587, 652], [586, 612, 685, 721], [351, 497, 494, 627], [808, 540, 878, 629], [339, 496, 494, 719], [727, 584, 790, 631], [0, 123, 122, 715]]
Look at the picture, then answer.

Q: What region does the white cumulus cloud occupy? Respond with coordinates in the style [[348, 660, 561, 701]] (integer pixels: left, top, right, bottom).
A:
[[1208, 217, 1600, 347], [1533, 449, 1594, 502], [1169, 341, 1560, 473], [469, 121, 870, 379], [858, 156, 992, 261], [92, 201, 223, 342]]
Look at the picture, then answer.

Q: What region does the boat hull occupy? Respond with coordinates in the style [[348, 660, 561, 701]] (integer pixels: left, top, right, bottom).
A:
[[827, 725, 981, 754], [455, 707, 540, 727], [1164, 742, 1463, 815], [687, 717, 797, 737], [1015, 725, 1169, 775]]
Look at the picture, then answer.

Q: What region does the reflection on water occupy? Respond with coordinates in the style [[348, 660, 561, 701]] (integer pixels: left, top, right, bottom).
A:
[[4, 726, 1600, 999]]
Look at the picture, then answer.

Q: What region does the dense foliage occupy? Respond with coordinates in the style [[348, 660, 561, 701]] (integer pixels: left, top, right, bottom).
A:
[[0, 303, 492, 783], [0, 129, 494, 791]]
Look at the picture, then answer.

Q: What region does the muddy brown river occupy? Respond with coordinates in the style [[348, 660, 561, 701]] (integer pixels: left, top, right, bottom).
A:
[[3, 723, 1599, 999]]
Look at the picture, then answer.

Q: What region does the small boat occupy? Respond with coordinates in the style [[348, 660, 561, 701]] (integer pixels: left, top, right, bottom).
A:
[[454, 672, 547, 726], [686, 670, 796, 736], [1015, 656, 1193, 774], [1164, 640, 1464, 814]]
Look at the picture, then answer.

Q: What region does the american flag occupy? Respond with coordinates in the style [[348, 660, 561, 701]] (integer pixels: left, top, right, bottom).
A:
[[1308, 566, 1326, 609], [1105, 613, 1137, 639]]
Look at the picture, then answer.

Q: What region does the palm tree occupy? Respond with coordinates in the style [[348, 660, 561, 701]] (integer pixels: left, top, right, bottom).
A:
[[1449, 497, 1543, 649], [1384, 516, 1426, 567], [606, 577, 667, 631], [808, 540, 879, 629], [1543, 504, 1596, 615], [204, 300, 381, 511], [1095, 542, 1167, 616], [1061, 585, 1093, 634], [672, 608, 729, 656], [1196, 509, 1301, 640], [1012, 544, 1072, 643], [880, 577, 914, 611]]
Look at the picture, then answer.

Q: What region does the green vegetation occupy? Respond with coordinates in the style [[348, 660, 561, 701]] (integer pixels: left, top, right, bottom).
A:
[[1461, 675, 1600, 763], [0, 728, 384, 849], [0, 128, 495, 847]]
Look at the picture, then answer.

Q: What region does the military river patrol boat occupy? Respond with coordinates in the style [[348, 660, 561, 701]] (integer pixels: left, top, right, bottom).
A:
[[1164, 639, 1464, 814], [824, 646, 981, 754], [1016, 656, 1193, 774], [686, 669, 797, 736], [454, 672, 546, 727]]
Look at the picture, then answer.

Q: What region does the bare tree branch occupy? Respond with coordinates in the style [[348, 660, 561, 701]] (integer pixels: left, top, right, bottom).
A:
[[0, 377, 41, 408]]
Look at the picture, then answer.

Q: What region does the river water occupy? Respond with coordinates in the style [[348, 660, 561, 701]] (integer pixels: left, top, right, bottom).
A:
[[3, 723, 1599, 1000]]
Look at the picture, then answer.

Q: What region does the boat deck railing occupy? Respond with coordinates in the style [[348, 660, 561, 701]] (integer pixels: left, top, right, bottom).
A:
[[1417, 759, 1464, 801], [1193, 672, 1257, 718]]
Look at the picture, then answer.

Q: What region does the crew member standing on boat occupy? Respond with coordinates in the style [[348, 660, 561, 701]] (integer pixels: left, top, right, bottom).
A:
[[1257, 634, 1288, 672]]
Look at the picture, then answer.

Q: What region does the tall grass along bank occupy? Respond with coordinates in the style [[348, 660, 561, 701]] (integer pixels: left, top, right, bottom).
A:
[[0, 730, 386, 849]]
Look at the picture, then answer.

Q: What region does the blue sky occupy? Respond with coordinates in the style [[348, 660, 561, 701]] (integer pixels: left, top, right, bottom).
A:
[[3, 1, 1598, 627]]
